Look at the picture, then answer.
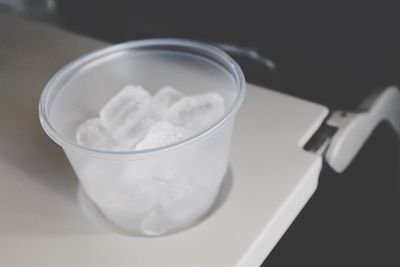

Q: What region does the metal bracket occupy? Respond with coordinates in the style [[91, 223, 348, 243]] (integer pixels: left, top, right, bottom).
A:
[[325, 86, 400, 172]]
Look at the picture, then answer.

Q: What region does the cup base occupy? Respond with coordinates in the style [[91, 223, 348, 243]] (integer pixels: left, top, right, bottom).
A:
[[77, 167, 233, 236]]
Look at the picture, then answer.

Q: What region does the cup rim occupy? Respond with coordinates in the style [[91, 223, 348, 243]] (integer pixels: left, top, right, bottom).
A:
[[39, 38, 246, 158]]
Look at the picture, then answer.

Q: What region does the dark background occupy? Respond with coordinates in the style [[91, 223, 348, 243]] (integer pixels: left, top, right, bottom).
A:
[[56, 1, 400, 110], [8, 0, 400, 265]]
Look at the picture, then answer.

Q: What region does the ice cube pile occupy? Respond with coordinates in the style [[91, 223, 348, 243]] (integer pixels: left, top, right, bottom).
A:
[[75, 85, 227, 235], [77, 85, 225, 151]]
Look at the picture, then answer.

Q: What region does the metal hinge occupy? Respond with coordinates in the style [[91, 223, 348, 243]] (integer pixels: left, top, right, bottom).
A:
[[305, 86, 400, 173]]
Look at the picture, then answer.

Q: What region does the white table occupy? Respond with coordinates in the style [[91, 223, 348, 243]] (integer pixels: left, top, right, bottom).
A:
[[0, 11, 329, 267]]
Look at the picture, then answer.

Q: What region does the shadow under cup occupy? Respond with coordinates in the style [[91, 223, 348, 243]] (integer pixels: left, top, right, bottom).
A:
[[39, 39, 246, 236]]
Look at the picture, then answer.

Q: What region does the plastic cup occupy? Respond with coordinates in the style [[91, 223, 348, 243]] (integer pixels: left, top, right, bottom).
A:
[[39, 39, 246, 236]]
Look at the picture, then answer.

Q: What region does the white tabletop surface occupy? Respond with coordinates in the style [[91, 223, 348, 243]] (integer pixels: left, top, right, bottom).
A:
[[0, 11, 328, 267]]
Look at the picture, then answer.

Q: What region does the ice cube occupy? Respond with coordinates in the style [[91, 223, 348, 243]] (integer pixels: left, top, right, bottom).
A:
[[76, 117, 118, 150], [135, 121, 195, 150], [100, 85, 152, 128], [111, 116, 155, 148], [99, 85, 153, 147], [118, 165, 160, 214], [152, 86, 185, 119], [167, 92, 225, 131], [137, 162, 195, 235]]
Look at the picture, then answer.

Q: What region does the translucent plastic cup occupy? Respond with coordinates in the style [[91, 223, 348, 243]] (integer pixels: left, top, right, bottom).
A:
[[39, 39, 246, 236]]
